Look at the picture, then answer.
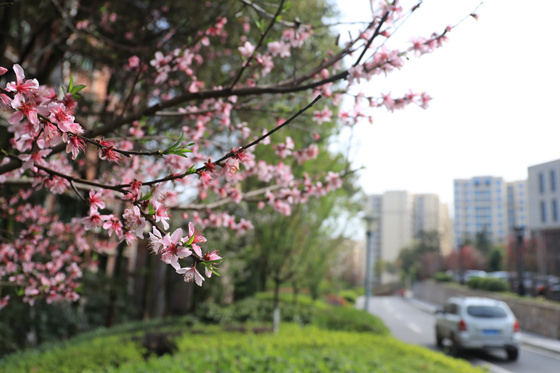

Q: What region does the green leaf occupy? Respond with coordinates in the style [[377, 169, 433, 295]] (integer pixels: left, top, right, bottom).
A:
[[182, 165, 196, 177], [139, 187, 154, 201], [185, 234, 195, 246], [147, 202, 155, 216]]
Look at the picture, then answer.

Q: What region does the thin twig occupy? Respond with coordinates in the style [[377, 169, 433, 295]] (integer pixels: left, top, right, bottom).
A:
[[229, 0, 285, 89]]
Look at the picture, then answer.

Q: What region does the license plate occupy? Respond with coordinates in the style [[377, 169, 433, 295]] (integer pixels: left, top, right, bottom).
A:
[[483, 329, 499, 335]]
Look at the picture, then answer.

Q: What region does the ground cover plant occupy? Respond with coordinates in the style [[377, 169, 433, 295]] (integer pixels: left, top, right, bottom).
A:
[[1, 323, 486, 373], [0, 293, 487, 373]]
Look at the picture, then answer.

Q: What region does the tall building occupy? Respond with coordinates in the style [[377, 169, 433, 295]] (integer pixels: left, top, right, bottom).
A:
[[528, 160, 560, 230], [381, 191, 413, 263], [453, 176, 508, 247], [506, 180, 529, 232], [412, 194, 440, 238], [366, 191, 452, 283], [439, 203, 454, 256], [528, 159, 560, 276]]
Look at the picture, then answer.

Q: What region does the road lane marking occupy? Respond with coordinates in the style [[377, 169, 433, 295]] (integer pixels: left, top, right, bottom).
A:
[[395, 313, 403, 320], [407, 322, 421, 334], [522, 345, 560, 360]]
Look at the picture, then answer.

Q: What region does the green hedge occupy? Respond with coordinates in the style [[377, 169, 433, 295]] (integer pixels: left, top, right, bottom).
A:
[[1, 324, 486, 373], [467, 277, 510, 292], [434, 272, 453, 282], [103, 325, 485, 373], [312, 306, 389, 335]]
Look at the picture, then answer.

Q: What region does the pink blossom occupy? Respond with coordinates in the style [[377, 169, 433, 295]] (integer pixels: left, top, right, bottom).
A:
[[148, 226, 164, 254], [172, 263, 205, 286], [198, 170, 212, 185], [122, 205, 146, 238], [9, 94, 40, 126], [238, 41, 255, 58], [48, 102, 75, 132], [81, 211, 107, 230], [152, 201, 170, 230], [6, 64, 39, 96], [66, 135, 86, 160], [419, 92, 431, 109], [97, 139, 121, 163], [103, 217, 124, 238], [128, 56, 140, 69], [18, 149, 51, 171], [312, 107, 332, 125], [267, 41, 290, 58], [187, 222, 207, 257], [160, 228, 192, 268], [88, 190, 105, 212], [0, 93, 11, 110]]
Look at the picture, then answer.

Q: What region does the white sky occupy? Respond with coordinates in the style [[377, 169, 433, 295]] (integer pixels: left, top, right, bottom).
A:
[[335, 0, 560, 209]]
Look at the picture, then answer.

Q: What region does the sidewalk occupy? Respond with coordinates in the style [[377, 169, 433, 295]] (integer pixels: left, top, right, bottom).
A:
[[407, 296, 560, 355]]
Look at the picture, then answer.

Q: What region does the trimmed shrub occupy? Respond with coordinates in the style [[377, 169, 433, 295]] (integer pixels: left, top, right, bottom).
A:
[[466, 276, 484, 289], [467, 277, 510, 292], [312, 306, 389, 335], [480, 278, 510, 292], [434, 272, 453, 282]]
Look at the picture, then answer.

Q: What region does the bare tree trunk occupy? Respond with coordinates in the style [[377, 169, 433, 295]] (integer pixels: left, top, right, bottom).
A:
[[106, 241, 126, 327], [273, 276, 281, 334]]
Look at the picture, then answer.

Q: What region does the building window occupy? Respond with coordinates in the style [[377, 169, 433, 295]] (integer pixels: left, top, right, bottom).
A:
[[539, 173, 545, 194], [551, 170, 557, 192], [553, 200, 558, 222], [541, 201, 547, 223]]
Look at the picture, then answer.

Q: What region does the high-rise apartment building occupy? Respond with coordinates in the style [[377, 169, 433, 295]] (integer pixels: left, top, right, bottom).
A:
[[382, 191, 413, 263], [453, 176, 508, 247], [528, 160, 560, 230], [413, 194, 440, 238], [528, 159, 560, 275], [506, 180, 529, 232], [366, 191, 451, 281]]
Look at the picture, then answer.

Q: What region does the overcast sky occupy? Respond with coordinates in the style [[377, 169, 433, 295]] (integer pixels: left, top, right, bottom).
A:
[[334, 0, 560, 210]]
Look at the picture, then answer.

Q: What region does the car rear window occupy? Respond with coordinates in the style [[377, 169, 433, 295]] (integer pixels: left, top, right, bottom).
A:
[[466, 305, 507, 318]]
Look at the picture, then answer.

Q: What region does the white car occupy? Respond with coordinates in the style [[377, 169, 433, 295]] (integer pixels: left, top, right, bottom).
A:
[[435, 296, 520, 360]]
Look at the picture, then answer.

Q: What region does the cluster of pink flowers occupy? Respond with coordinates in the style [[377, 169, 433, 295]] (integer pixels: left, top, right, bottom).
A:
[[0, 199, 88, 306], [149, 223, 221, 286]]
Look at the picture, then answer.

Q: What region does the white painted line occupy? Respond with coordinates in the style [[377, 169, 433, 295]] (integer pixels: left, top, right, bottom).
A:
[[395, 313, 403, 320], [407, 322, 422, 334], [522, 345, 560, 360]]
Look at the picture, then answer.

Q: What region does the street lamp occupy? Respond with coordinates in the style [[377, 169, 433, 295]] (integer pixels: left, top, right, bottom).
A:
[[363, 214, 377, 312], [513, 226, 525, 296]]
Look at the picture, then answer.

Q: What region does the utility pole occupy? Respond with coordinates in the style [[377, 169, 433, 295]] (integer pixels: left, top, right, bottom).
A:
[[513, 226, 525, 296], [363, 215, 377, 312]]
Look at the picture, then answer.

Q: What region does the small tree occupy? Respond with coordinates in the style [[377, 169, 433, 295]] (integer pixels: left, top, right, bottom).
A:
[[0, 0, 480, 311]]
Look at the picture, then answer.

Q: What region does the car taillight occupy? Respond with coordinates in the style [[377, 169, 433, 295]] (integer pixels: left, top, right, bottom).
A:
[[459, 319, 467, 331], [514, 319, 520, 333]]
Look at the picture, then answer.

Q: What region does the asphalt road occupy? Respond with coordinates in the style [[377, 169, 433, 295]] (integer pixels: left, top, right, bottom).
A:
[[366, 295, 560, 373]]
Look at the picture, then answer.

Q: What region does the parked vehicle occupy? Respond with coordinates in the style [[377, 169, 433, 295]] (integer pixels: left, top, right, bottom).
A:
[[435, 296, 520, 360], [463, 270, 487, 282]]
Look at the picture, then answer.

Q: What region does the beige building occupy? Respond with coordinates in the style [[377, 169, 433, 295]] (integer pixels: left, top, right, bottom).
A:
[[366, 191, 452, 283]]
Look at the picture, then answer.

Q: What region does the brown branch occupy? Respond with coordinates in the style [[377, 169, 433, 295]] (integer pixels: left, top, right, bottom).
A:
[[240, 0, 297, 27], [353, 12, 390, 68], [229, 0, 285, 89], [173, 184, 284, 211], [35, 164, 127, 193]]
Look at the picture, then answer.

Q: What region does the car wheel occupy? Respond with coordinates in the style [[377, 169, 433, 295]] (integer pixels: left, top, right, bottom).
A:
[[443, 336, 460, 357], [435, 328, 443, 348], [506, 346, 519, 361]]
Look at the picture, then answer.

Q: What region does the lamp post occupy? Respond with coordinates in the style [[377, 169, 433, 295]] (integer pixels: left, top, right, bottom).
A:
[[513, 226, 525, 296], [363, 214, 377, 312]]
